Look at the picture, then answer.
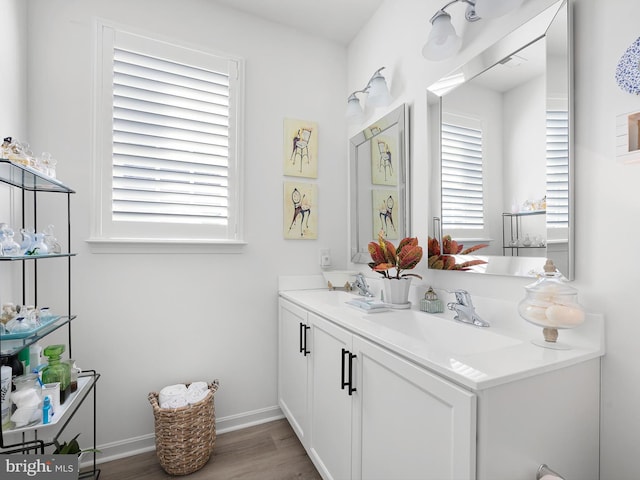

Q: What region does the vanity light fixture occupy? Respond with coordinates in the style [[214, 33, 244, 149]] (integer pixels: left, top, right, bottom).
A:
[[346, 67, 392, 121], [423, 0, 525, 61]]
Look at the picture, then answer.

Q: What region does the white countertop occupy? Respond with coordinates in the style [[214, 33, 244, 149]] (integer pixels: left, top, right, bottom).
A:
[[279, 282, 604, 391]]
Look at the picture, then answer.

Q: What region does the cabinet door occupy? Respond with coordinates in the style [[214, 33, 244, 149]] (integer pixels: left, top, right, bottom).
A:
[[309, 313, 354, 480], [278, 298, 310, 445], [352, 337, 477, 480]]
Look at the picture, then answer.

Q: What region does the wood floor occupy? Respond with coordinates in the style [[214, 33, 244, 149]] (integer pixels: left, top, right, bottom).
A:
[[97, 419, 321, 479]]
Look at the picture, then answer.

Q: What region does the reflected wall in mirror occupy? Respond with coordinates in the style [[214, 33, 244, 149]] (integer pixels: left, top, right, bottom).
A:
[[427, 0, 573, 279], [350, 104, 410, 263]]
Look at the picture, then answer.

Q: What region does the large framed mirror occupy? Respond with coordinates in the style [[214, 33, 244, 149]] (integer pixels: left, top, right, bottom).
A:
[[350, 104, 410, 263], [427, 0, 573, 279]]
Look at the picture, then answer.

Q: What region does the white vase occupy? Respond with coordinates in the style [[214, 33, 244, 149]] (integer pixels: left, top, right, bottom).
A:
[[381, 277, 412, 307]]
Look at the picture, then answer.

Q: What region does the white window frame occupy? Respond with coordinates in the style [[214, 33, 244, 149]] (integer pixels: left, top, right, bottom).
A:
[[89, 21, 245, 253]]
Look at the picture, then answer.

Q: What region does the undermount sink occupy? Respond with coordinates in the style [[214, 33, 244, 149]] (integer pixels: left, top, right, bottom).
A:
[[296, 290, 523, 356], [367, 312, 523, 356]]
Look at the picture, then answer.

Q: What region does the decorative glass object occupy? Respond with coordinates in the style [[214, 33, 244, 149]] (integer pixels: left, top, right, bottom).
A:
[[420, 286, 444, 313], [43, 224, 62, 254], [518, 259, 585, 349], [11, 373, 43, 428], [42, 345, 71, 404]]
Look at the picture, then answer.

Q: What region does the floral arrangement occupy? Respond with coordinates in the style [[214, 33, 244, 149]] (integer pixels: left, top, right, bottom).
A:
[[427, 235, 488, 271], [368, 233, 423, 279]]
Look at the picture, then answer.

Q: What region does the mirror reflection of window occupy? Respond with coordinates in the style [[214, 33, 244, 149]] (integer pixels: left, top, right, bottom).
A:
[[441, 121, 485, 233], [545, 109, 569, 231]]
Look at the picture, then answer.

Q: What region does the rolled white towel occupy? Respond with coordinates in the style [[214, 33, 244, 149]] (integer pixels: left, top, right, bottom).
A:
[[11, 388, 41, 407], [186, 382, 209, 405], [159, 384, 188, 409]]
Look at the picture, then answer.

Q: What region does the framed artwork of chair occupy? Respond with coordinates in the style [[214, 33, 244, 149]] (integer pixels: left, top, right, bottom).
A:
[[284, 118, 318, 178]]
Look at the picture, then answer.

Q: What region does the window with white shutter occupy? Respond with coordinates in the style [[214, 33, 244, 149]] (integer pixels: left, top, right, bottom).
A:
[[546, 110, 569, 229], [92, 23, 244, 248], [441, 122, 485, 230]]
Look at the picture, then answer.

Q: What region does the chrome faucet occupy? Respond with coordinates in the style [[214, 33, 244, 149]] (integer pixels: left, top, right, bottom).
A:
[[447, 290, 490, 327], [352, 273, 375, 297]]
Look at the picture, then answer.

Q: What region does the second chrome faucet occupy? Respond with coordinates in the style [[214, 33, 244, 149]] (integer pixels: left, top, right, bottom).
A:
[[447, 290, 490, 327]]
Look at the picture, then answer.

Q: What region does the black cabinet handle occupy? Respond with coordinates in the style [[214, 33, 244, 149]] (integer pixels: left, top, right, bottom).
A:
[[347, 352, 357, 395], [299, 323, 310, 356], [341, 348, 357, 395], [303, 325, 310, 356], [341, 348, 348, 390]]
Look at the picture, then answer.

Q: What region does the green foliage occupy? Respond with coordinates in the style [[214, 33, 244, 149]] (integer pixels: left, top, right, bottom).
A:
[[53, 433, 100, 456]]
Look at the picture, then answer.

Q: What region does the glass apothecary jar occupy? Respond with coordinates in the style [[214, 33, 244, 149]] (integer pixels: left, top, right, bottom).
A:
[[518, 259, 585, 349], [10, 373, 43, 428]]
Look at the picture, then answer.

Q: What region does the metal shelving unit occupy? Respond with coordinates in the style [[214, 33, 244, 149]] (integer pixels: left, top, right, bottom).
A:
[[502, 210, 547, 256], [0, 159, 100, 479]]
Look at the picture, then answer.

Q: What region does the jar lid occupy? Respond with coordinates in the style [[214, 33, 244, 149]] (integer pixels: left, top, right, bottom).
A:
[[525, 259, 576, 295], [424, 286, 439, 301], [13, 373, 38, 386], [43, 344, 65, 359]]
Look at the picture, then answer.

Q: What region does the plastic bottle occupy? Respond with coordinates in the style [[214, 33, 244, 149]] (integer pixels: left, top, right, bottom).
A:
[[29, 343, 43, 370], [42, 345, 71, 404], [42, 396, 51, 424], [18, 348, 30, 376], [6, 354, 24, 385]]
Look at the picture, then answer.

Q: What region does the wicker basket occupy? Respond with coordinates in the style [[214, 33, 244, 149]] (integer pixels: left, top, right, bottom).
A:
[[148, 381, 219, 476]]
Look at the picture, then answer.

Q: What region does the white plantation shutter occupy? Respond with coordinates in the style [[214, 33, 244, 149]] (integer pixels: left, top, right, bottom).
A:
[[112, 48, 230, 225], [546, 110, 569, 228], [441, 122, 484, 229], [93, 25, 243, 244]]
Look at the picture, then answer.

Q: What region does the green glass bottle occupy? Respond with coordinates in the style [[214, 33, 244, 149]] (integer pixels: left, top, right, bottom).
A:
[[42, 345, 71, 404]]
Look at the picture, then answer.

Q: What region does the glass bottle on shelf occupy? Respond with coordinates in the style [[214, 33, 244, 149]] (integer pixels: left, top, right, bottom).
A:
[[42, 345, 71, 404], [66, 359, 79, 393], [27, 233, 48, 256], [11, 373, 43, 428], [0, 224, 21, 256], [43, 224, 62, 254]]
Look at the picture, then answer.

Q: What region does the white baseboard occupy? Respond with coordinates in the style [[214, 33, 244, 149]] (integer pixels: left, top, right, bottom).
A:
[[88, 405, 284, 466]]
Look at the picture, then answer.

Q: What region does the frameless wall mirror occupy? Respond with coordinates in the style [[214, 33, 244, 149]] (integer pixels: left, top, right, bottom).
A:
[[350, 104, 410, 263], [427, 0, 573, 279]]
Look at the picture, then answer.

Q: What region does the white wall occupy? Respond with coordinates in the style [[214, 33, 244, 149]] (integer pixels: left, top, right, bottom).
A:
[[0, 0, 28, 306], [348, 0, 640, 478], [503, 74, 547, 211], [16, 0, 347, 457]]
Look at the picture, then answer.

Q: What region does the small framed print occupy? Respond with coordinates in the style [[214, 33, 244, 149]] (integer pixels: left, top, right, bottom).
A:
[[284, 181, 317, 239], [284, 118, 318, 178], [616, 111, 640, 164], [371, 133, 398, 186], [372, 189, 399, 240]]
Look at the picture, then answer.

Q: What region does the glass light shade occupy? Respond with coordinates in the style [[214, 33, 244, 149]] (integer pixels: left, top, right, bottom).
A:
[[474, 0, 525, 19], [422, 12, 462, 61], [346, 95, 364, 119], [366, 74, 392, 107]]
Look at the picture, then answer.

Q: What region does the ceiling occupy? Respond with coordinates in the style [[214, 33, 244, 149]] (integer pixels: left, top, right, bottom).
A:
[[211, 0, 384, 45]]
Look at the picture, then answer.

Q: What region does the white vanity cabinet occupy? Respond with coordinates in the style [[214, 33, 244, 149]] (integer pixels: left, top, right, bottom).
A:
[[278, 289, 603, 480], [352, 336, 476, 480], [278, 299, 311, 444], [308, 313, 353, 480], [279, 298, 477, 480]]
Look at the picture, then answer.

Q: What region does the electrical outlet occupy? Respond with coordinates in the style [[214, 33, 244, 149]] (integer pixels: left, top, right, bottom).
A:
[[320, 248, 331, 267]]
